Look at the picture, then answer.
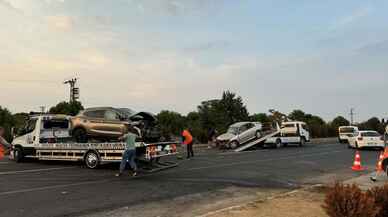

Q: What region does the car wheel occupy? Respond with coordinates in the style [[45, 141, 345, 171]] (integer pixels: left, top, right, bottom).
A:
[[84, 151, 100, 169], [299, 137, 305, 147], [230, 141, 239, 149], [355, 142, 359, 149], [73, 128, 88, 143], [13, 147, 24, 163], [275, 139, 282, 149], [347, 143, 352, 149]]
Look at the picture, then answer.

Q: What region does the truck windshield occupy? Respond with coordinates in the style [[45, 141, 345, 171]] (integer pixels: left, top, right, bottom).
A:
[[361, 132, 380, 137], [339, 127, 356, 133]]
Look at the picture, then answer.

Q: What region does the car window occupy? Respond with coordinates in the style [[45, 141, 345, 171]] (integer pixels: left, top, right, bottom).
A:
[[239, 124, 249, 132], [361, 132, 380, 137], [282, 123, 295, 128], [105, 110, 120, 120], [302, 124, 308, 131], [84, 110, 105, 118]]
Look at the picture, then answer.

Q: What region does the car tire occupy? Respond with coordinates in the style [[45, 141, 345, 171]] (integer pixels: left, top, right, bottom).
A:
[[230, 141, 239, 149], [274, 139, 282, 149], [13, 147, 24, 163], [347, 143, 352, 149], [299, 137, 305, 147], [73, 128, 88, 143], [355, 142, 359, 149], [84, 150, 100, 169]]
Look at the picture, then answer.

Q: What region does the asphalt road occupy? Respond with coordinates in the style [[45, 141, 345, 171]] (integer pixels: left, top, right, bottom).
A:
[[0, 143, 383, 217]]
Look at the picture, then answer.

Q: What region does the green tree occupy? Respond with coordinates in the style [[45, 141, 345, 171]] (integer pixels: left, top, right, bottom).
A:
[[156, 110, 185, 139], [250, 113, 271, 123], [288, 110, 307, 122], [329, 116, 350, 136], [358, 117, 384, 133], [49, 101, 84, 116]]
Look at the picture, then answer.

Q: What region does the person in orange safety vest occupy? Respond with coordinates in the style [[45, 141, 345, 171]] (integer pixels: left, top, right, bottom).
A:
[[182, 129, 194, 159]]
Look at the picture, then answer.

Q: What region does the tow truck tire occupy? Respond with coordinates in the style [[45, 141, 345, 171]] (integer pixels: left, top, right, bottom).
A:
[[299, 137, 306, 147], [13, 147, 24, 163], [275, 139, 282, 149], [73, 128, 88, 143], [84, 150, 100, 169]]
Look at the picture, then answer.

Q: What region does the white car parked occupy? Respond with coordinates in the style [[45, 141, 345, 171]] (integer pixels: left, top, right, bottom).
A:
[[348, 130, 384, 149]]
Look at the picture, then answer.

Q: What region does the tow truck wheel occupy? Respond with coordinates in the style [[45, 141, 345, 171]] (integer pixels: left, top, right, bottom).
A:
[[299, 137, 305, 147], [13, 147, 24, 163], [84, 151, 100, 169], [275, 139, 282, 149]]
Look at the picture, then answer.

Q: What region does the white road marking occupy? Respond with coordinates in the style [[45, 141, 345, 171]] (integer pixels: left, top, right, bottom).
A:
[[0, 167, 76, 175], [0, 179, 112, 196], [188, 150, 343, 171], [0, 162, 9, 164]]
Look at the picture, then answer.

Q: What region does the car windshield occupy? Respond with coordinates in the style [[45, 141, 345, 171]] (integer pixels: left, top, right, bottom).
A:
[[361, 132, 380, 137], [227, 127, 239, 135], [117, 108, 137, 119], [339, 127, 356, 133]]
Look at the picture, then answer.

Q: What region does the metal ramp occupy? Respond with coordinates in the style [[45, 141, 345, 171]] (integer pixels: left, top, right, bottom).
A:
[[234, 127, 280, 152]]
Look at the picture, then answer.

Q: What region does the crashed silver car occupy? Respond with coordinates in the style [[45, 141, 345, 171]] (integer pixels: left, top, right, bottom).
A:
[[216, 122, 262, 149]]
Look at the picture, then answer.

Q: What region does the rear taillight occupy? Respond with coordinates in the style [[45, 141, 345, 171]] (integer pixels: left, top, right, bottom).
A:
[[357, 137, 363, 141]]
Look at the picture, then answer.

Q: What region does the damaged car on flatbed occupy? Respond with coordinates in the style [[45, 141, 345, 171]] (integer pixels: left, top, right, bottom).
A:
[[71, 107, 162, 143]]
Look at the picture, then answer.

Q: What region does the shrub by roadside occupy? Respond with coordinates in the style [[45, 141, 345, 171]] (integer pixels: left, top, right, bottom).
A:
[[323, 182, 388, 217]]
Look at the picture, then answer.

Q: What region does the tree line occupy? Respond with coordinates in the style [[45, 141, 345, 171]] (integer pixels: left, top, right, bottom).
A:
[[0, 91, 386, 143]]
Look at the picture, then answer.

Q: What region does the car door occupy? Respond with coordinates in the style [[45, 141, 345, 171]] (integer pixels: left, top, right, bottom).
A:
[[84, 110, 106, 135], [238, 123, 251, 143], [102, 110, 125, 136]]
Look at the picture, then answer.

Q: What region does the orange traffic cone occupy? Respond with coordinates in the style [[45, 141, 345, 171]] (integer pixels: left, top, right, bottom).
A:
[[352, 151, 365, 171], [376, 151, 384, 172]]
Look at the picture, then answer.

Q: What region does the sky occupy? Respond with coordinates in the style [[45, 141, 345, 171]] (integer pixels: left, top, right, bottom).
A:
[[1, 0, 387, 122]]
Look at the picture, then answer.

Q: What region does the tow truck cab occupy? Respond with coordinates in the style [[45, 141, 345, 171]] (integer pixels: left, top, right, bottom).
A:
[[12, 115, 72, 159]]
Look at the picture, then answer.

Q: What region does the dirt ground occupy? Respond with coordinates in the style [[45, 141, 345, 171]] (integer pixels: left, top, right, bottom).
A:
[[209, 189, 328, 217]]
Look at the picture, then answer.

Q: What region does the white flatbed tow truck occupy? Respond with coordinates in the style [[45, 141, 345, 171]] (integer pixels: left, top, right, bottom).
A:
[[234, 121, 310, 152], [11, 115, 179, 171]]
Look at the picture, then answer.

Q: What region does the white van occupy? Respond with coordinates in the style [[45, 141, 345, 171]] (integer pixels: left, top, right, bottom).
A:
[[338, 126, 358, 144]]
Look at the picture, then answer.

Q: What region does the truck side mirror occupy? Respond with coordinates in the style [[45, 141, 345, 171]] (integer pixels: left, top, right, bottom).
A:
[[11, 127, 15, 138]]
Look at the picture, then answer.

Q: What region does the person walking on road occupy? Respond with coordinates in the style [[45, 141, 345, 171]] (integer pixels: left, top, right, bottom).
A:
[[116, 125, 140, 177], [0, 127, 11, 159], [182, 129, 194, 159]]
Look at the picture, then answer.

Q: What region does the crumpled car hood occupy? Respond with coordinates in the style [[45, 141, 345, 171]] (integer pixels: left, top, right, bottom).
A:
[[217, 133, 235, 141]]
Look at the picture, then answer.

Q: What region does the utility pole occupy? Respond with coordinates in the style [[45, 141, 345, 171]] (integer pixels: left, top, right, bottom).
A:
[[39, 106, 46, 114], [64, 78, 80, 103], [350, 108, 355, 125]]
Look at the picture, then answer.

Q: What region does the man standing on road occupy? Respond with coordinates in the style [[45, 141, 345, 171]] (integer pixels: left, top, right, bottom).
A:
[[0, 127, 11, 159], [182, 128, 194, 159], [116, 125, 140, 177]]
